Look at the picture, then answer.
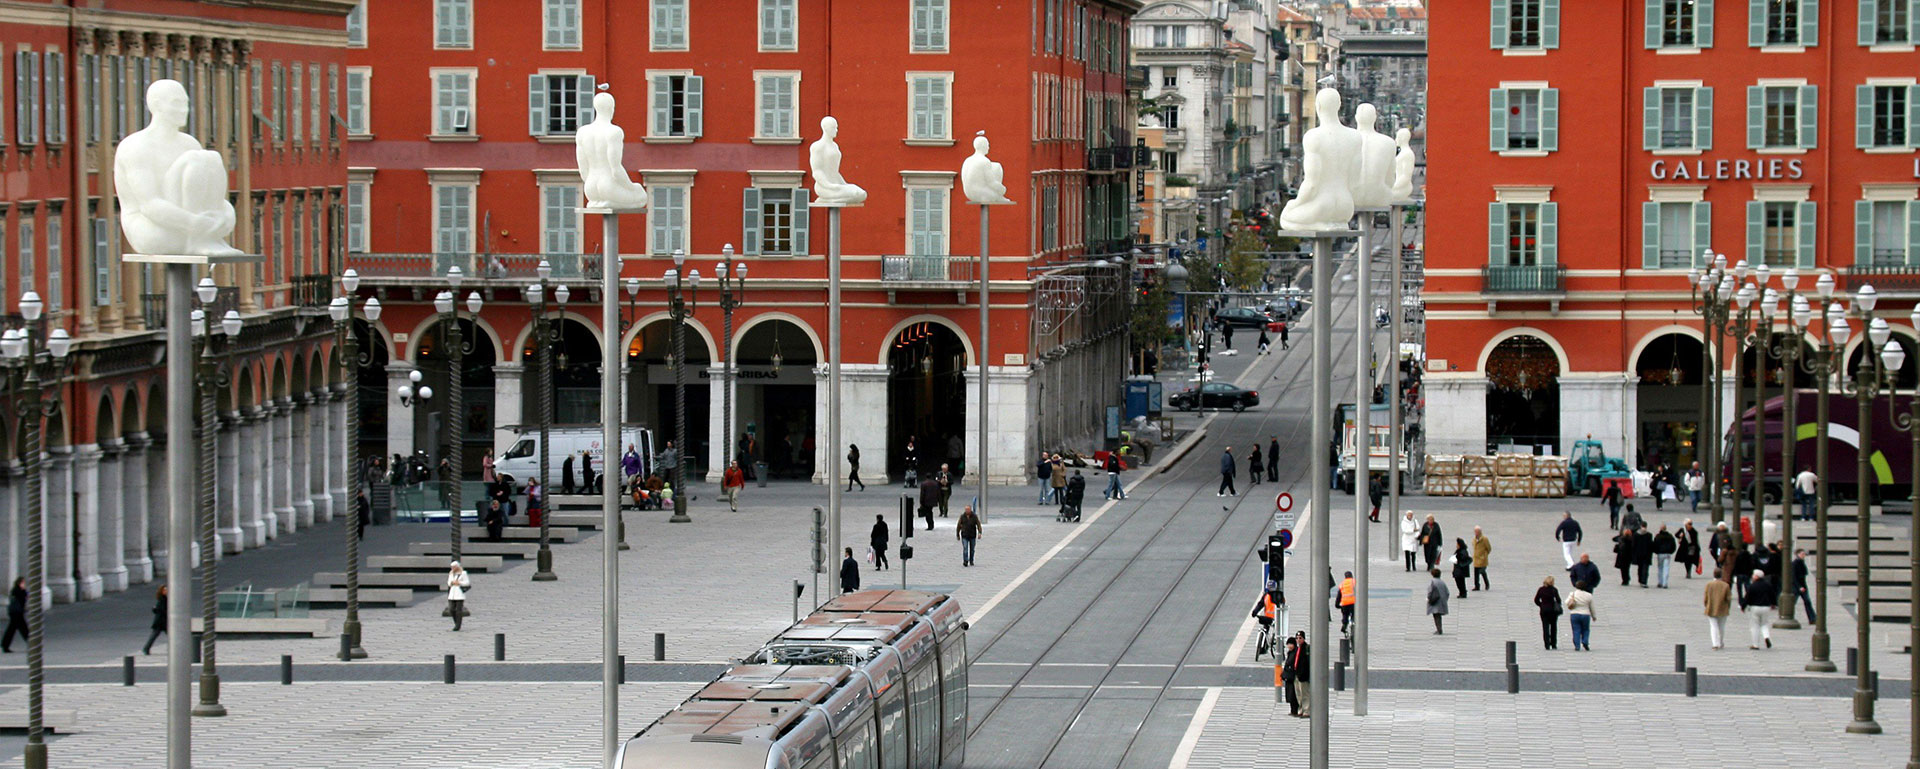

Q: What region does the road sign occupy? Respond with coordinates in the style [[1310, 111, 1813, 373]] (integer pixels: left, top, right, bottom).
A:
[[1272, 491, 1296, 531], [1277, 529, 1293, 548]]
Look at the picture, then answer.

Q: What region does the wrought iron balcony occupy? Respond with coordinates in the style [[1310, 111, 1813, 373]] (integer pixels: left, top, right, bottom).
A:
[[882, 255, 975, 284], [1841, 260, 1920, 292], [343, 252, 604, 284], [142, 286, 239, 330], [1482, 264, 1564, 293], [291, 274, 332, 308]]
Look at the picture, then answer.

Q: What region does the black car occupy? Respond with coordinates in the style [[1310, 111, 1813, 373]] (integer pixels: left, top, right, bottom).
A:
[[1213, 307, 1275, 329], [1169, 382, 1261, 412]]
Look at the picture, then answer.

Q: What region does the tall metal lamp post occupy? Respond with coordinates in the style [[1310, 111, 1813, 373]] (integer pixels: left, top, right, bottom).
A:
[[662, 250, 700, 524], [434, 268, 484, 564], [1885, 302, 1920, 768], [614, 274, 642, 548], [1688, 252, 1732, 526], [329, 271, 380, 657], [527, 260, 566, 581], [1805, 276, 1847, 672], [0, 292, 72, 769], [714, 247, 747, 483], [1726, 266, 1757, 544], [1841, 284, 1888, 735], [1770, 270, 1807, 630], [190, 286, 243, 717]]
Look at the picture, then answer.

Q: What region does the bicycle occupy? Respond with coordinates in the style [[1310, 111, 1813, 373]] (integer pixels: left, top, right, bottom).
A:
[[1254, 620, 1277, 661]]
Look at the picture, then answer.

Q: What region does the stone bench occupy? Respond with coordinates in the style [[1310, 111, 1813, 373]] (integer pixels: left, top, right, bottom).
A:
[[190, 617, 331, 638], [508, 513, 604, 530], [1831, 568, 1912, 586], [463, 526, 581, 544], [409, 541, 539, 559], [1841, 586, 1913, 602], [313, 572, 457, 591], [308, 588, 414, 607], [367, 555, 505, 573], [0, 710, 78, 733]]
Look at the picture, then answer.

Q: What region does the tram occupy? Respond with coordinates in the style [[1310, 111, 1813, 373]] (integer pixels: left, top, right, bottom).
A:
[[617, 590, 969, 769]]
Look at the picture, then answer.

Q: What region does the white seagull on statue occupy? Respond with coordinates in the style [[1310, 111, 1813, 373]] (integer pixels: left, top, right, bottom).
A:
[[961, 131, 1014, 205], [575, 92, 650, 211], [114, 79, 241, 256]]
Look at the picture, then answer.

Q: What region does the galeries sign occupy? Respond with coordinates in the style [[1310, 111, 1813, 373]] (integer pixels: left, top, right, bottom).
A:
[[1649, 157, 1805, 181]]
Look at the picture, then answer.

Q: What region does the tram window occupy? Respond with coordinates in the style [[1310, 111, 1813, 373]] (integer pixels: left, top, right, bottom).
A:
[[909, 662, 939, 767], [878, 688, 907, 769], [940, 637, 967, 754], [838, 720, 876, 769]]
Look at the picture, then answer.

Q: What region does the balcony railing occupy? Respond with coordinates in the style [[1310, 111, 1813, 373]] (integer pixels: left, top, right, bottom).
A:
[[291, 274, 332, 308], [1482, 264, 1565, 294], [142, 286, 239, 330], [1841, 261, 1920, 292], [881, 255, 976, 283], [344, 252, 604, 283]]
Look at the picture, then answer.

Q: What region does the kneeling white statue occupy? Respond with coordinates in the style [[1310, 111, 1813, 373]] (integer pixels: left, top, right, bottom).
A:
[[114, 79, 240, 256], [575, 92, 650, 211]]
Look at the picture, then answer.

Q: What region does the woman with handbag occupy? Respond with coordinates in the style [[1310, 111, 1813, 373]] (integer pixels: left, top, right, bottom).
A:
[[446, 562, 471, 632], [1533, 575, 1562, 650]]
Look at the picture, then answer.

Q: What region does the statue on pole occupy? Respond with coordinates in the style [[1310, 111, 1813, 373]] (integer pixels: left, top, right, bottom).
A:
[[114, 80, 240, 256]]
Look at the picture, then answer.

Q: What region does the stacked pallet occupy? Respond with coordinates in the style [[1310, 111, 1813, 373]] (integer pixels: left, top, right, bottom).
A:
[[1424, 454, 1463, 495], [1423, 453, 1568, 498]]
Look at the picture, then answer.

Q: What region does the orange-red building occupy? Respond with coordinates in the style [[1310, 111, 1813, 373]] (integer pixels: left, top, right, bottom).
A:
[[346, 0, 1140, 485], [1426, 0, 1920, 466]]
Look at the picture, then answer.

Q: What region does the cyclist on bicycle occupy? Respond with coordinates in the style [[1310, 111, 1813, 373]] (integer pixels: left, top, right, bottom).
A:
[[1251, 591, 1278, 657]]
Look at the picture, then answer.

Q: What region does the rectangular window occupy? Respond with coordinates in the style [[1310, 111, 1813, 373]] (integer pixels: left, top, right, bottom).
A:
[[913, 0, 949, 51], [1161, 67, 1177, 88], [1490, 86, 1560, 151], [649, 184, 687, 255], [541, 184, 581, 256], [757, 73, 797, 139], [1861, 200, 1913, 265], [761, 0, 796, 50], [653, 0, 689, 50], [1657, 201, 1695, 267], [1152, 25, 1167, 47], [1652, 0, 1707, 47], [1508, 88, 1540, 148], [81, 53, 95, 144], [1858, 83, 1916, 147], [434, 70, 474, 135], [740, 187, 808, 256], [44, 51, 64, 146], [275, 194, 287, 283], [1764, 85, 1798, 145], [1506, 203, 1540, 266], [1643, 86, 1715, 149], [346, 68, 369, 134], [309, 62, 321, 144], [289, 62, 303, 145], [546, 0, 582, 49], [908, 74, 952, 141], [1508, 0, 1543, 46], [433, 184, 473, 255], [347, 1, 367, 47], [347, 182, 368, 253], [1661, 88, 1695, 146], [761, 191, 794, 254], [1161, 104, 1180, 130], [1042, 185, 1059, 251], [1159, 150, 1177, 174], [15, 51, 40, 145], [648, 73, 703, 138], [1763, 0, 1800, 44], [1762, 201, 1796, 266], [528, 73, 595, 137], [907, 187, 947, 256], [1863, 0, 1914, 45], [310, 196, 322, 274], [91, 208, 108, 306], [436, 0, 473, 48], [271, 62, 286, 145], [18, 214, 34, 294], [292, 198, 305, 276], [1172, 25, 1188, 47], [46, 211, 60, 313]]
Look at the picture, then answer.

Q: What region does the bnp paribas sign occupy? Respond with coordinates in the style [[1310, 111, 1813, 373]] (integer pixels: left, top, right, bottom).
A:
[[1649, 157, 1806, 181]]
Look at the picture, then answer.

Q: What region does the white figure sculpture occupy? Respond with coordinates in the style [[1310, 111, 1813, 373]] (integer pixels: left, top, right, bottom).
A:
[[961, 131, 1014, 205], [574, 92, 649, 211], [1350, 103, 1396, 208], [809, 116, 867, 206], [114, 79, 240, 256], [1390, 127, 1416, 200], [1279, 88, 1362, 232]]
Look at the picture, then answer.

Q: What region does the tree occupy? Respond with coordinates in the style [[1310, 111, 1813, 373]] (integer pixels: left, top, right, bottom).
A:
[[1223, 229, 1266, 291], [1130, 277, 1171, 355]]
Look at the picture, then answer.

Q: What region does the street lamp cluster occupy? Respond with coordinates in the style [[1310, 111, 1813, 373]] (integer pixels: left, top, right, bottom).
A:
[[526, 259, 569, 581], [329, 270, 381, 658], [715, 249, 748, 485], [410, 267, 484, 568], [662, 249, 700, 524], [188, 279, 245, 719]]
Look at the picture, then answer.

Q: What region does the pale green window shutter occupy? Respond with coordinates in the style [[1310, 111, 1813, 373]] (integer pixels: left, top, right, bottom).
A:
[[1856, 200, 1874, 265], [1644, 202, 1663, 268], [1698, 0, 1716, 47], [741, 187, 761, 255], [1540, 203, 1559, 264], [1644, 87, 1662, 149], [791, 188, 810, 256], [1798, 0, 1819, 45], [1543, 0, 1562, 47], [1646, 0, 1665, 47], [578, 75, 595, 124], [1907, 200, 1920, 265], [650, 74, 671, 136], [1489, 88, 1508, 151], [1695, 87, 1715, 149], [1540, 88, 1559, 151], [1858, 0, 1878, 45], [1797, 85, 1818, 148], [1749, 0, 1766, 46], [1693, 201, 1714, 265], [1856, 85, 1874, 148], [1746, 86, 1764, 148], [685, 75, 704, 137], [1911, 0, 1920, 44], [1746, 201, 1765, 263], [528, 74, 547, 137], [1908, 85, 1920, 146], [1489, 202, 1509, 265], [1491, 0, 1509, 48], [1797, 201, 1817, 268]]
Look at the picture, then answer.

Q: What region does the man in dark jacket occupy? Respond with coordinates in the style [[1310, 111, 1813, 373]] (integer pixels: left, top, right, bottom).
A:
[[1790, 548, 1816, 623], [1366, 474, 1385, 522], [2, 577, 26, 652], [1612, 528, 1638, 586], [1555, 512, 1583, 567], [1063, 471, 1086, 522], [870, 514, 890, 571], [1602, 483, 1624, 529], [483, 499, 506, 542], [1651, 524, 1677, 588], [1568, 553, 1602, 594], [1218, 447, 1237, 497], [1741, 569, 1779, 649], [918, 476, 941, 531], [1286, 632, 1310, 716], [1631, 524, 1655, 587], [839, 547, 860, 594], [1418, 515, 1443, 570], [1267, 436, 1280, 480]]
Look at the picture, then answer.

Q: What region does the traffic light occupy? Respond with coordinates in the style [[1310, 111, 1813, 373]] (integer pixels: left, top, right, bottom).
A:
[[1265, 533, 1286, 585]]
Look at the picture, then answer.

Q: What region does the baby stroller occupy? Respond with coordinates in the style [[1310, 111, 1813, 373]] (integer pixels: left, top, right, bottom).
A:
[[1058, 473, 1087, 522]]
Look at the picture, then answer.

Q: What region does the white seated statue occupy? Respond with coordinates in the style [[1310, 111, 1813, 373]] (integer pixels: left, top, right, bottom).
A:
[[1351, 103, 1396, 209], [809, 116, 867, 207], [575, 92, 649, 211], [961, 131, 1013, 205], [1391, 128, 1416, 200], [113, 79, 240, 256], [1279, 88, 1362, 232]]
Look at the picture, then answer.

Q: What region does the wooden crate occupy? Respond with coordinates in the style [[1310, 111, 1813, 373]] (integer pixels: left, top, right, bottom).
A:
[[1426, 454, 1464, 477], [1530, 477, 1567, 498], [1493, 475, 1532, 497], [1424, 475, 1463, 496], [1494, 453, 1534, 477], [1462, 455, 1495, 476], [1462, 475, 1495, 496], [1533, 456, 1569, 478]]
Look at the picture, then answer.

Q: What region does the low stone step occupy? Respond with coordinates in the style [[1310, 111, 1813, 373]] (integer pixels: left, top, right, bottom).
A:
[[1806, 538, 1911, 555], [309, 587, 414, 607], [1821, 554, 1913, 570], [409, 541, 540, 559], [313, 572, 455, 591], [464, 526, 581, 543], [0, 710, 78, 733], [1865, 602, 1914, 622], [1831, 568, 1913, 586], [367, 555, 504, 573], [1819, 522, 1902, 539], [505, 514, 603, 530], [190, 617, 331, 638], [1841, 586, 1914, 603]]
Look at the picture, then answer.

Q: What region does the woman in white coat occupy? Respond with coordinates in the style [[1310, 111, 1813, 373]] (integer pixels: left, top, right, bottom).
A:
[[446, 562, 471, 631], [1400, 511, 1420, 572]]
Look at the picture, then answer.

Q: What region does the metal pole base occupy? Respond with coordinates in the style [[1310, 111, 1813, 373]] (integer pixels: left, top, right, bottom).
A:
[[668, 497, 690, 524], [532, 547, 557, 581], [1848, 689, 1883, 734], [338, 620, 367, 659], [1773, 617, 1803, 630], [23, 743, 45, 769], [192, 674, 227, 717], [1808, 633, 1838, 672], [617, 515, 631, 550]]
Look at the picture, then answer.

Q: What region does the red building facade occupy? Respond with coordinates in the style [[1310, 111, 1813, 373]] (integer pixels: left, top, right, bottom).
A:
[[346, 0, 1140, 485], [1427, 0, 1920, 466]]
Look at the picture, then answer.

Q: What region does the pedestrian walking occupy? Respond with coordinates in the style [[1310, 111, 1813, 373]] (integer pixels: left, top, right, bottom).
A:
[[1743, 569, 1778, 649], [1568, 553, 1602, 595], [938, 463, 955, 517], [1418, 514, 1442, 570], [1338, 571, 1357, 633], [1632, 522, 1655, 587], [1287, 632, 1311, 714], [957, 506, 982, 566], [839, 548, 861, 593], [1425, 568, 1450, 635], [526, 477, 544, 527], [1612, 528, 1637, 587], [1554, 512, 1583, 568], [481, 447, 496, 484], [1685, 461, 1705, 513], [1367, 474, 1384, 522], [1533, 576, 1562, 649], [917, 476, 940, 531], [1221, 320, 1234, 350], [142, 585, 168, 655], [1471, 527, 1492, 590], [581, 450, 597, 494], [1649, 467, 1667, 511], [1035, 453, 1053, 504], [1621, 503, 1645, 534], [1266, 436, 1280, 480], [1103, 451, 1126, 501], [1400, 511, 1419, 571], [1652, 524, 1677, 588], [722, 460, 745, 511], [446, 562, 470, 631], [1248, 444, 1264, 485], [1791, 548, 1816, 623], [1731, 542, 1754, 602], [1062, 470, 1087, 521], [1450, 538, 1471, 599], [1703, 568, 1732, 650], [846, 444, 866, 492], [1676, 519, 1702, 579], [1257, 328, 1271, 355], [1602, 482, 1624, 530], [1279, 321, 1291, 350], [871, 515, 891, 571], [1794, 465, 1818, 521], [356, 488, 371, 541], [1565, 581, 1595, 650], [1, 577, 25, 652], [1217, 447, 1238, 497], [903, 437, 920, 487], [1046, 456, 1065, 507], [622, 444, 644, 492], [561, 453, 576, 495]]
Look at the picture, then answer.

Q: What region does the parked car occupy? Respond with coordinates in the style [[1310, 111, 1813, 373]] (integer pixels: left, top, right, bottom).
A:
[[1213, 307, 1275, 329], [1169, 382, 1260, 412]]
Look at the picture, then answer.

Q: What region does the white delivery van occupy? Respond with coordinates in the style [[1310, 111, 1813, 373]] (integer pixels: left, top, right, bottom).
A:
[[495, 425, 654, 491]]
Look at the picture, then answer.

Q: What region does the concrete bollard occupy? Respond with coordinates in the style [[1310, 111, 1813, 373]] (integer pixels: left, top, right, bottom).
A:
[[1685, 666, 1698, 697], [495, 633, 506, 662], [654, 632, 666, 661], [1847, 647, 1858, 676], [1505, 640, 1516, 667], [1872, 670, 1880, 699], [1506, 664, 1519, 694], [192, 638, 202, 665], [124, 656, 135, 686], [281, 655, 293, 685], [340, 634, 354, 661], [1340, 637, 1351, 666], [1334, 661, 1346, 691], [1674, 643, 1686, 673], [444, 654, 456, 684]]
